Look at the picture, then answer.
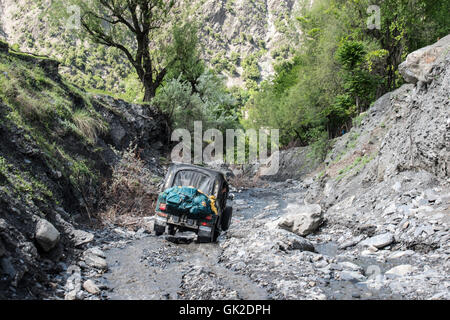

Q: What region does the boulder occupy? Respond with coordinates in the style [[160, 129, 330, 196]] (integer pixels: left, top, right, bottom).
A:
[[339, 235, 365, 250], [278, 204, 323, 236], [64, 290, 77, 300], [338, 261, 363, 272], [339, 270, 366, 282], [358, 232, 394, 249], [277, 231, 315, 252], [398, 34, 450, 84], [35, 219, 60, 252], [385, 264, 415, 278], [83, 279, 100, 295], [71, 229, 94, 247], [84, 247, 106, 258], [64, 271, 82, 300], [83, 250, 108, 270]]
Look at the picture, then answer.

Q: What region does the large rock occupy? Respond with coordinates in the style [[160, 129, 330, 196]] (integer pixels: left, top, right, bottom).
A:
[[385, 265, 415, 278], [84, 247, 106, 258], [358, 232, 394, 249], [70, 229, 94, 247], [83, 249, 107, 270], [277, 231, 315, 252], [278, 204, 323, 236], [83, 279, 100, 295], [64, 269, 82, 300], [399, 34, 450, 84], [339, 270, 366, 283], [35, 219, 60, 252]]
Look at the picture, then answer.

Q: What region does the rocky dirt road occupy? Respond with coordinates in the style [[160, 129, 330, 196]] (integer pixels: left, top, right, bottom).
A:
[[58, 180, 448, 300]]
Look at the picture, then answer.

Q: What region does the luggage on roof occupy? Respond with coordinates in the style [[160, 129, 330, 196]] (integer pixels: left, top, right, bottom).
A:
[[158, 186, 217, 219]]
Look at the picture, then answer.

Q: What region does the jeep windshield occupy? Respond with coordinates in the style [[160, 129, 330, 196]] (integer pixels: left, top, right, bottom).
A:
[[172, 170, 214, 195]]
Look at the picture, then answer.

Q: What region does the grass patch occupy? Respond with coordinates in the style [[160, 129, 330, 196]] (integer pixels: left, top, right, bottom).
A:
[[335, 152, 377, 182], [0, 155, 53, 205], [0, 50, 108, 216], [72, 109, 108, 143], [347, 131, 360, 150]]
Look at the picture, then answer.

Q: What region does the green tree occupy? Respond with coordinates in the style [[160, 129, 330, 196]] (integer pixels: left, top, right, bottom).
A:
[[336, 40, 379, 116], [153, 72, 238, 133], [246, 0, 449, 152], [164, 22, 205, 89], [68, 0, 176, 102]]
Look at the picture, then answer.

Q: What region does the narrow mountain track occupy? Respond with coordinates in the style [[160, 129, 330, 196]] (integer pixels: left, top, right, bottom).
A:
[[98, 181, 448, 300]]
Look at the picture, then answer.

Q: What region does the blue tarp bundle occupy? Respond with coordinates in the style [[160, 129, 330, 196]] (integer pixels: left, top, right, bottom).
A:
[[158, 186, 215, 219]]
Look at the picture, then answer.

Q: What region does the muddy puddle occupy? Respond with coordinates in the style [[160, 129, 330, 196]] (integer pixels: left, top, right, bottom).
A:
[[104, 235, 268, 300]]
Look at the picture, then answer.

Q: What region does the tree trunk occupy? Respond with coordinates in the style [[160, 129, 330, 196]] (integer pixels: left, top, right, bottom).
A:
[[143, 83, 155, 102], [142, 69, 167, 102]]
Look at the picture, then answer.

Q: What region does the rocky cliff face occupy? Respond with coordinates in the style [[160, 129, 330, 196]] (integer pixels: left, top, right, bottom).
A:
[[187, 0, 302, 85]]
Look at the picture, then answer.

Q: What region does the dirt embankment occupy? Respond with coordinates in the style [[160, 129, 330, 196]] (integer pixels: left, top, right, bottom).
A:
[[0, 44, 168, 299]]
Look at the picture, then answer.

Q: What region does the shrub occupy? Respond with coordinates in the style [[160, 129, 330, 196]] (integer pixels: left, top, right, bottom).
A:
[[98, 145, 161, 227], [228, 173, 260, 190]]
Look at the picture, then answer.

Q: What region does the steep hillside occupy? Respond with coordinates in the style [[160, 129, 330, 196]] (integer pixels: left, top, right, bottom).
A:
[[0, 42, 167, 299], [301, 35, 449, 256], [0, 0, 303, 93]]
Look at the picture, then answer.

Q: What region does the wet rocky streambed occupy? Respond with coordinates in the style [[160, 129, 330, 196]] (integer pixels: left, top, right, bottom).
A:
[[57, 181, 449, 300]]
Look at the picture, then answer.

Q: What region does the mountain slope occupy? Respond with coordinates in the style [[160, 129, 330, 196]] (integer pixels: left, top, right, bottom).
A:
[[0, 42, 166, 299], [302, 35, 450, 254], [0, 0, 304, 94]]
